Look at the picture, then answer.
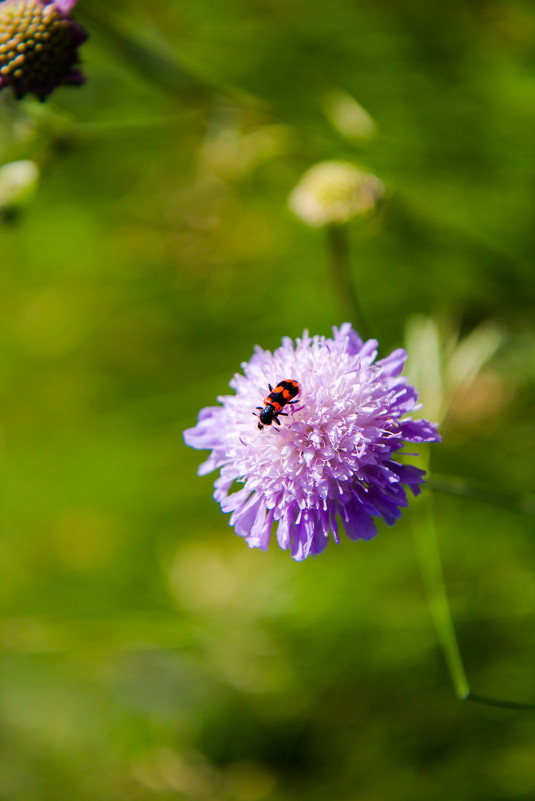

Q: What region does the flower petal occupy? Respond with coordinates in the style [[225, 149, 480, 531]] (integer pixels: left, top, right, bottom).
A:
[[342, 505, 377, 541]]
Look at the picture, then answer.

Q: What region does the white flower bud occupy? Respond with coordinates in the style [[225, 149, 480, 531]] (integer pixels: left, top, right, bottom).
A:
[[0, 159, 39, 216], [289, 160, 384, 228]]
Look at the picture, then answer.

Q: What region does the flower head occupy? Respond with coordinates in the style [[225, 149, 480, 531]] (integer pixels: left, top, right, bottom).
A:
[[184, 324, 440, 561], [0, 0, 87, 101], [289, 161, 384, 228]]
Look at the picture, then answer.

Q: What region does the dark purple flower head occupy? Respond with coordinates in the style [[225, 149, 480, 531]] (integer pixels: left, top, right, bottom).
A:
[[0, 0, 88, 101], [184, 324, 440, 561]]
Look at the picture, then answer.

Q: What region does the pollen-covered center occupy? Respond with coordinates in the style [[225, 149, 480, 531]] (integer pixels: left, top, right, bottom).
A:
[[0, 0, 76, 95]]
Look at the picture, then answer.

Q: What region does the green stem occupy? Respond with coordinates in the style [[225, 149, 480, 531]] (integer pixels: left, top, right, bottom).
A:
[[466, 693, 535, 711], [326, 224, 368, 336], [413, 456, 470, 701], [416, 456, 535, 710], [78, 3, 269, 112], [429, 476, 535, 517]]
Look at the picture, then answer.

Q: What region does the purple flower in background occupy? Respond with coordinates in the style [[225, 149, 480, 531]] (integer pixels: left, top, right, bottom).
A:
[[0, 0, 87, 100], [184, 324, 440, 561]]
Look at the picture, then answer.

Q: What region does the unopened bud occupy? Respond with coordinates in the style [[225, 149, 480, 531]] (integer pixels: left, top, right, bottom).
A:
[[0, 159, 39, 219], [289, 161, 384, 228]]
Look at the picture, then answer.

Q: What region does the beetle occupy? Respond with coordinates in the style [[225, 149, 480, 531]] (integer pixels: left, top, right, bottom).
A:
[[254, 379, 300, 430]]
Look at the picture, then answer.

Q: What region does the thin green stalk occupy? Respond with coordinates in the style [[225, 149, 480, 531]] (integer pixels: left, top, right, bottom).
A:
[[429, 475, 535, 517], [466, 693, 535, 711], [413, 458, 470, 701], [78, 3, 269, 112], [416, 453, 535, 710], [326, 224, 368, 336]]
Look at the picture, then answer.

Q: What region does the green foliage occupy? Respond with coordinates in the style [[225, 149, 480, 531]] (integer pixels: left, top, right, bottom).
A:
[[1, 1, 535, 799]]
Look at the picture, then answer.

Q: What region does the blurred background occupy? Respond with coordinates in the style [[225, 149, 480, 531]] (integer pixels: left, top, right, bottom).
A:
[[1, 0, 535, 799]]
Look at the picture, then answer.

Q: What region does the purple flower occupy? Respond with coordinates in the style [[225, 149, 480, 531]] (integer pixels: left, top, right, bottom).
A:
[[0, 0, 88, 101], [184, 324, 440, 561]]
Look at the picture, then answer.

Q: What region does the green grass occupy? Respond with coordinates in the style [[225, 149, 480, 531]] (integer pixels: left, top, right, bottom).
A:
[[2, 1, 535, 798]]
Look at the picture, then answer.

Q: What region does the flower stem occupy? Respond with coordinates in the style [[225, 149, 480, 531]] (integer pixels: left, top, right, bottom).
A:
[[78, 2, 267, 111], [429, 475, 535, 517], [326, 224, 369, 337], [415, 455, 535, 710], [413, 467, 470, 701]]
